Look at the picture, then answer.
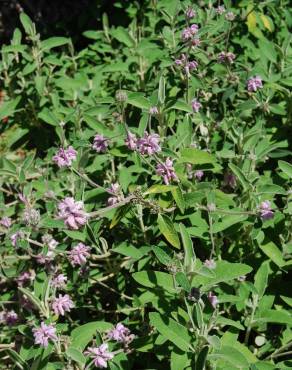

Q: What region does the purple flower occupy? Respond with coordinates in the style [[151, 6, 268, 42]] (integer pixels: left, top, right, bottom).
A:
[[32, 322, 57, 348], [68, 243, 91, 266], [10, 231, 23, 247], [204, 259, 216, 269], [191, 99, 202, 113], [52, 146, 77, 168], [17, 270, 35, 287], [23, 207, 40, 227], [185, 7, 196, 19], [259, 201, 274, 220], [52, 274, 67, 289], [107, 183, 123, 206], [156, 158, 178, 185], [1, 310, 18, 326], [207, 292, 219, 308], [137, 132, 161, 155], [215, 5, 225, 14], [57, 197, 88, 230], [107, 323, 134, 344], [149, 106, 159, 115], [194, 170, 204, 181], [225, 11, 235, 21], [182, 24, 199, 41], [125, 132, 137, 150], [247, 76, 263, 92], [52, 294, 74, 316], [84, 344, 114, 369], [191, 38, 201, 47], [218, 51, 235, 64], [224, 171, 237, 188], [92, 134, 109, 153], [0, 216, 12, 228]]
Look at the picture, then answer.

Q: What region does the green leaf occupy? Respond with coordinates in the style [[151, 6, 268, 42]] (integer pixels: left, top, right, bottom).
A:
[[171, 100, 193, 113], [127, 93, 151, 110], [110, 204, 131, 229], [18, 287, 44, 314], [170, 348, 189, 370], [20, 13, 34, 35], [209, 346, 249, 368], [41, 37, 70, 51], [66, 347, 86, 365], [158, 75, 166, 104], [254, 261, 270, 299], [6, 349, 29, 370], [111, 26, 135, 47], [70, 321, 113, 351], [157, 214, 180, 249], [228, 163, 249, 191], [278, 160, 292, 178], [191, 261, 252, 289], [149, 312, 192, 351], [179, 223, 195, 271], [179, 148, 217, 165], [212, 214, 248, 233], [144, 184, 175, 194], [259, 241, 285, 267], [175, 272, 191, 292], [256, 309, 292, 326], [171, 186, 185, 213], [132, 270, 176, 293], [0, 97, 21, 120], [216, 316, 244, 330]]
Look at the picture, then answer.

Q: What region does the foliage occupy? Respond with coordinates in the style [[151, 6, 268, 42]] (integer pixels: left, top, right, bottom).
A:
[[0, 0, 292, 369]]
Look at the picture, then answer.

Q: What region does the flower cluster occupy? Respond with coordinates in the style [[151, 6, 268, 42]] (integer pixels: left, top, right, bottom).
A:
[[126, 131, 161, 155], [52, 146, 77, 168], [92, 134, 109, 153], [33, 322, 57, 347], [68, 243, 91, 266], [247, 76, 263, 92], [156, 158, 177, 185], [52, 294, 74, 316], [182, 24, 199, 41], [0, 310, 18, 326], [191, 99, 202, 113], [175, 54, 198, 75], [218, 51, 235, 64], [0, 216, 12, 228], [259, 201, 274, 220], [107, 183, 123, 206], [84, 344, 114, 369], [107, 323, 134, 344], [57, 197, 88, 229]]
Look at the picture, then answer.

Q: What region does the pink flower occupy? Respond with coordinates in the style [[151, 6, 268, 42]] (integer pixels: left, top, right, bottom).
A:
[[218, 51, 235, 64], [191, 38, 201, 47], [182, 24, 199, 41], [57, 197, 88, 229], [207, 292, 219, 308], [10, 231, 23, 247], [92, 134, 109, 153], [52, 274, 67, 289], [156, 158, 178, 185], [247, 76, 263, 92], [215, 5, 225, 14], [52, 294, 74, 316], [225, 11, 235, 21], [68, 243, 90, 266], [0, 216, 12, 228], [136, 132, 161, 155], [1, 310, 18, 326], [259, 201, 274, 220], [52, 146, 77, 168], [32, 322, 57, 347], [191, 99, 202, 113], [194, 170, 204, 181], [185, 7, 196, 19], [17, 270, 35, 287], [224, 171, 237, 188], [84, 344, 114, 369], [149, 106, 159, 115], [107, 183, 123, 206], [204, 259, 216, 269], [125, 132, 137, 150], [107, 323, 134, 344]]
